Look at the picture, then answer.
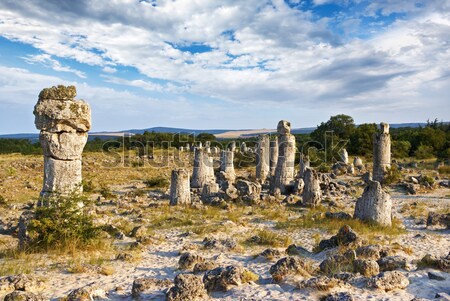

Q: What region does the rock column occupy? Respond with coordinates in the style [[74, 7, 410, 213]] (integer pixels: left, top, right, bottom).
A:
[[191, 148, 215, 188], [302, 167, 321, 207], [269, 138, 278, 177], [33, 85, 91, 202], [354, 179, 392, 226], [256, 134, 270, 182], [339, 149, 349, 164], [299, 154, 310, 178], [170, 169, 191, 206], [373, 123, 391, 184], [272, 120, 296, 195], [220, 150, 235, 182]]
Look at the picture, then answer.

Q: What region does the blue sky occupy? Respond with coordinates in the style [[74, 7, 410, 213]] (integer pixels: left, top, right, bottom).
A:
[[0, 0, 449, 134]]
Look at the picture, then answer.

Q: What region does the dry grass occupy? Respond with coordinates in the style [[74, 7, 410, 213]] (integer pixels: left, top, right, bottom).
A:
[[245, 229, 293, 248]]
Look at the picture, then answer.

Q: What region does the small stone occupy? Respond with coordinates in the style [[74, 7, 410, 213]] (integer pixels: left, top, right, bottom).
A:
[[353, 259, 379, 277], [67, 283, 106, 301], [203, 265, 258, 292], [269, 257, 310, 282], [178, 252, 205, 270], [377, 256, 407, 271], [132, 278, 172, 298], [322, 292, 354, 301], [428, 271, 446, 281], [298, 276, 343, 291], [367, 271, 409, 291]]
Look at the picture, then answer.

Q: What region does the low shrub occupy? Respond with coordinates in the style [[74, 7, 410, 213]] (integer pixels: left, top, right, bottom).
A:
[[143, 176, 169, 188], [384, 165, 402, 185]]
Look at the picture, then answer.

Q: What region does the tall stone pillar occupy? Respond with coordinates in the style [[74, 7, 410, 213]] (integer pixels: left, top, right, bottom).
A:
[[339, 149, 349, 164], [256, 134, 270, 182], [272, 120, 296, 195], [269, 138, 278, 177], [373, 123, 391, 184], [220, 150, 235, 182], [191, 148, 215, 188], [33, 85, 91, 202], [170, 169, 191, 206]]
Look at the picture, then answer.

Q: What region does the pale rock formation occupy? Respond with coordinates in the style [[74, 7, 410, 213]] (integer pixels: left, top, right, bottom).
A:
[[272, 120, 296, 195], [220, 150, 235, 182], [191, 148, 215, 188], [256, 134, 270, 182], [354, 179, 392, 226], [373, 123, 391, 184], [302, 167, 321, 207], [354, 157, 364, 172], [299, 154, 310, 178], [33, 85, 91, 201], [339, 148, 349, 164], [240, 142, 247, 153], [170, 169, 191, 206], [269, 138, 278, 177]]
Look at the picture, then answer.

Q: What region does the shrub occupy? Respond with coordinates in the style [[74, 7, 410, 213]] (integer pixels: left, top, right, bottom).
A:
[[438, 165, 450, 175], [420, 175, 435, 186], [99, 185, 115, 199], [245, 229, 292, 247], [26, 194, 101, 250], [414, 145, 434, 159], [384, 165, 402, 185], [0, 195, 6, 206], [143, 176, 169, 188], [82, 179, 95, 193]]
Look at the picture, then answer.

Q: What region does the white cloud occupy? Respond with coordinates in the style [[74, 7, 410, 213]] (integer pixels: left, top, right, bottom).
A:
[[0, 0, 449, 130], [23, 54, 87, 78]]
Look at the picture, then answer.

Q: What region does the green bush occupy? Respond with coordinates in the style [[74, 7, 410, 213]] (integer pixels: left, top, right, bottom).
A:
[[384, 165, 402, 185], [27, 195, 100, 250], [143, 176, 169, 188], [420, 175, 435, 186], [82, 179, 95, 193], [99, 185, 115, 199], [414, 145, 434, 159]]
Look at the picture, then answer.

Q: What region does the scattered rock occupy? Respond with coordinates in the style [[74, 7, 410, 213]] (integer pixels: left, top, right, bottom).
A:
[[132, 278, 172, 298], [236, 180, 262, 203], [355, 245, 389, 260], [269, 257, 310, 282], [203, 237, 238, 251], [0, 274, 43, 292], [67, 283, 106, 301], [367, 271, 409, 291], [318, 225, 359, 252], [353, 259, 379, 277], [426, 212, 450, 229], [325, 212, 352, 220], [203, 265, 258, 292], [377, 256, 407, 271], [298, 276, 343, 291], [321, 292, 354, 301], [178, 253, 205, 270], [259, 248, 283, 260], [4, 291, 44, 301], [428, 271, 446, 281], [285, 244, 311, 256], [166, 274, 207, 301], [193, 261, 218, 274]]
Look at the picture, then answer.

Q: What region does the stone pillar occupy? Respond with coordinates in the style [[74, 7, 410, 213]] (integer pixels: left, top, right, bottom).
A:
[[354, 157, 363, 172], [354, 179, 392, 226], [339, 149, 349, 164], [269, 138, 278, 177], [33, 85, 91, 202], [220, 150, 235, 182], [299, 154, 310, 178], [302, 167, 321, 207], [240, 142, 247, 153], [256, 134, 270, 182], [170, 169, 191, 206], [229, 141, 236, 152], [373, 123, 391, 184], [191, 148, 215, 188], [272, 120, 296, 195]]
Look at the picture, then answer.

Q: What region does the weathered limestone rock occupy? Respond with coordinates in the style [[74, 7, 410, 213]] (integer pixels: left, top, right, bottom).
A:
[[166, 274, 207, 301], [353, 259, 380, 276], [191, 148, 215, 188], [272, 120, 296, 195], [367, 271, 409, 291], [354, 180, 392, 226], [67, 283, 106, 301], [34, 85, 91, 200], [220, 150, 235, 182], [201, 181, 220, 204], [299, 154, 310, 178], [302, 167, 321, 207], [354, 157, 363, 172], [240, 142, 247, 153], [228, 141, 236, 152], [170, 169, 191, 206], [179, 252, 206, 270], [132, 278, 172, 298], [373, 123, 391, 184], [339, 149, 349, 164], [269, 257, 310, 282], [256, 134, 270, 182], [269, 138, 278, 177], [203, 265, 258, 292], [4, 291, 45, 301], [236, 180, 261, 203]]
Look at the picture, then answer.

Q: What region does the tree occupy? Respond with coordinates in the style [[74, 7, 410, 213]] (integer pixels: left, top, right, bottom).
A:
[[348, 123, 377, 156], [392, 140, 411, 159], [311, 114, 356, 144]]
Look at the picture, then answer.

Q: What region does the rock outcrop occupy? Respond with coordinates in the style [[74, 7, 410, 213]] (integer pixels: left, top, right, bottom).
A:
[[354, 180, 392, 226], [170, 169, 191, 206]]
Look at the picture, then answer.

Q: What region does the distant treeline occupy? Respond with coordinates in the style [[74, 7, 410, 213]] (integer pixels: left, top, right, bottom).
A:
[[0, 116, 448, 161]]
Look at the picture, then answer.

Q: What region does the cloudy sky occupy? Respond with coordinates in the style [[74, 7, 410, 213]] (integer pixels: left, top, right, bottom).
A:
[[0, 0, 449, 134]]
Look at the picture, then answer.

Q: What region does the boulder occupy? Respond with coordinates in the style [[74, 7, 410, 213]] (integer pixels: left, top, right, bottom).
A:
[[353, 259, 379, 277], [317, 225, 359, 252], [67, 283, 106, 301], [166, 274, 207, 301], [4, 291, 45, 301], [426, 212, 450, 228], [377, 256, 407, 271], [367, 271, 409, 291], [236, 180, 261, 203], [132, 278, 172, 298], [322, 292, 354, 301], [203, 265, 258, 292], [298, 276, 343, 291], [269, 257, 310, 282], [178, 253, 206, 270]]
